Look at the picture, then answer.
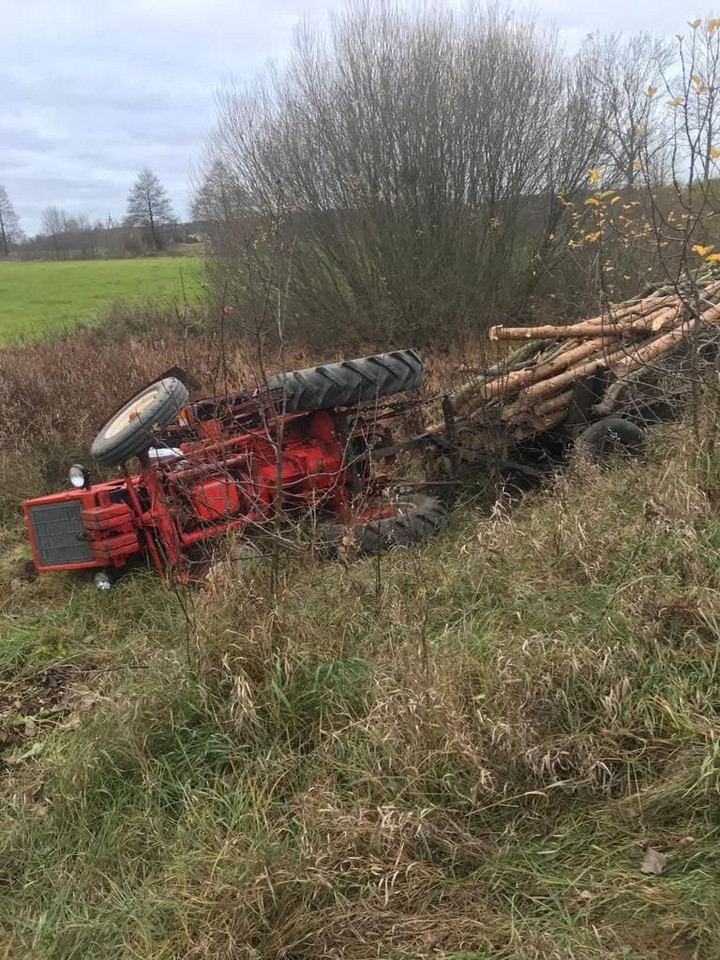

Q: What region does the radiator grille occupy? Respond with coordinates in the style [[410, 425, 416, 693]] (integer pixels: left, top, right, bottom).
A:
[[27, 501, 93, 567]]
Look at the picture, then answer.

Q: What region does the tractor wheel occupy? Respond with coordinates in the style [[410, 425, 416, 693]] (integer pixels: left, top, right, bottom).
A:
[[574, 416, 646, 460], [318, 493, 448, 560], [90, 377, 189, 467], [265, 349, 424, 412]]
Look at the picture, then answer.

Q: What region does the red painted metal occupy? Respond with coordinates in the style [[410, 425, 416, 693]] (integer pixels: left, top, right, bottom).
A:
[[23, 388, 394, 579]]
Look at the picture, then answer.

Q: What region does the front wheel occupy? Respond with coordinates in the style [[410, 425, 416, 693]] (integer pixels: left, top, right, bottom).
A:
[[318, 493, 448, 560], [90, 377, 189, 467]]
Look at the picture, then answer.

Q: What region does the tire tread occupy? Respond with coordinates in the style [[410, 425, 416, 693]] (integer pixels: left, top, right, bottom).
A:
[[266, 349, 423, 412]]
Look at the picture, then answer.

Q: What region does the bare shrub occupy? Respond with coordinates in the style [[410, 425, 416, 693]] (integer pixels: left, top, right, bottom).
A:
[[199, 3, 612, 346]]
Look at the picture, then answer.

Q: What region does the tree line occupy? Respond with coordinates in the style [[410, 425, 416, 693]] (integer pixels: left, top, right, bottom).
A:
[[194, 4, 720, 344], [0, 168, 182, 261]]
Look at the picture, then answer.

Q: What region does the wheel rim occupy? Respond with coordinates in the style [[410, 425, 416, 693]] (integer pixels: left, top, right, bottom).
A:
[[103, 388, 161, 439]]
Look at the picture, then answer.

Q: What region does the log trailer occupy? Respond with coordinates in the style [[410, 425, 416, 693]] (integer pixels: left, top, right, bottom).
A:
[[433, 275, 720, 471]]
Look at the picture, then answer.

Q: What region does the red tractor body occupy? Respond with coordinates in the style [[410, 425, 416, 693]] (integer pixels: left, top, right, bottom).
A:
[[23, 351, 437, 579]]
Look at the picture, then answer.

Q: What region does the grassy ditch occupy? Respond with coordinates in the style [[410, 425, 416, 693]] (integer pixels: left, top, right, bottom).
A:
[[1, 416, 720, 958]]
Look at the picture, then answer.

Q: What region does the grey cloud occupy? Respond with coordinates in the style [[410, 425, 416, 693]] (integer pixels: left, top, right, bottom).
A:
[[0, 0, 692, 233], [1, 0, 338, 231]]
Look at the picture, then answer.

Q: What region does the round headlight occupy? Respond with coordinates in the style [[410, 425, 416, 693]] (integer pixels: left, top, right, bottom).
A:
[[69, 464, 89, 489]]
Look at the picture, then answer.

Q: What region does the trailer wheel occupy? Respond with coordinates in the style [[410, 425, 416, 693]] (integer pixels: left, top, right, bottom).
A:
[[90, 377, 189, 467], [266, 349, 424, 412], [318, 493, 448, 560], [574, 417, 646, 460]]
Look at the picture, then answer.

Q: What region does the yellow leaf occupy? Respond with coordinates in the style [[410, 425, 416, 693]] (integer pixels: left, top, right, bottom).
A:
[[667, 96, 685, 106], [585, 197, 601, 206], [610, 196, 621, 204], [709, 18, 720, 31], [633, 159, 644, 171], [635, 124, 646, 135], [692, 244, 715, 256], [706, 252, 720, 261], [711, 147, 720, 159], [689, 19, 701, 28], [692, 74, 702, 84], [588, 167, 602, 184], [646, 85, 658, 98]]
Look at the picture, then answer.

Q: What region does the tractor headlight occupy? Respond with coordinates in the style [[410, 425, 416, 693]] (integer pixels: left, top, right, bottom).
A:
[[68, 464, 90, 489]]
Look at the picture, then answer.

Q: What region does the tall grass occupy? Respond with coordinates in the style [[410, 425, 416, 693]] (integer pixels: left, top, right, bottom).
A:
[[2, 415, 720, 958], [0, 302, 489, 514]]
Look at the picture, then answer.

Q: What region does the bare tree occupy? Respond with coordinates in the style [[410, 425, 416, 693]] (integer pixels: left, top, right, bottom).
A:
[[191, 160, 250, 224], [40, 206, 71, 260], [589, 33, 672, 187], [125, 168, 175, 250], [676, 21, 720, 181], [0, 186, 21, 257], [201, 3, 610, 344]]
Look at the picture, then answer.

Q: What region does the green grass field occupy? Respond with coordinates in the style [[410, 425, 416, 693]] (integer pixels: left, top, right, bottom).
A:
[[0, 258, 204, 341]]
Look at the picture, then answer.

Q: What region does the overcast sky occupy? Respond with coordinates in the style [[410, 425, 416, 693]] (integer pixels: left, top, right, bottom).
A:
[[0, 0, 700, 233]]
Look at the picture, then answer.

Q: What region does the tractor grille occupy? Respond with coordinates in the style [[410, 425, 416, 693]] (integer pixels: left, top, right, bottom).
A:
[[26, 501, 93, 567]]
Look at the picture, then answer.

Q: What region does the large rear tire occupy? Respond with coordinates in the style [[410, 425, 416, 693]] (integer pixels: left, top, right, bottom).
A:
[[266, 349, 424, 412], [318, 493, 448, 560], [90, 377, 189, 467]]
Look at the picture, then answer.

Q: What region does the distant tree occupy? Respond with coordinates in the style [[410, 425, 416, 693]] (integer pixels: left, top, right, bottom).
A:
[[40, 206, 71, 259], [125, 168, 175, 249], [40, 206, 68, 235], [0, 186, 21, 256]]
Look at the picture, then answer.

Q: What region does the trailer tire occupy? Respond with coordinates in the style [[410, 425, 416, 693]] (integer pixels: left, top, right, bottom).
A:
[[266, 349, 424, 412], [318, 493, 448, 560], [574, 417, 646, 460], [90, 377, 189, 467]]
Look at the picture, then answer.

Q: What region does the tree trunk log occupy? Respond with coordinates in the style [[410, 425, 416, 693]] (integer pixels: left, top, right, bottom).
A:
[[461, 336, 613, 406], [488, 298, 682, 341]]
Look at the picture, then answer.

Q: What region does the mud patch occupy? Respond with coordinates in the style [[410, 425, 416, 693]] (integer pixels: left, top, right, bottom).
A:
[[0, 663, 94, 767]]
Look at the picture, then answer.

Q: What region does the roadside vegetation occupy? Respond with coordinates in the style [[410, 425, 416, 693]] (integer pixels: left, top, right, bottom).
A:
[[0, 307, 719, 958], [3, 5, 720, 958], [1, 340, 719, 957]]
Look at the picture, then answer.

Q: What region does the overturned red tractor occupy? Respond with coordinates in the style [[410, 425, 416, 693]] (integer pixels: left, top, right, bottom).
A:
[[23, 350, 448, 580]]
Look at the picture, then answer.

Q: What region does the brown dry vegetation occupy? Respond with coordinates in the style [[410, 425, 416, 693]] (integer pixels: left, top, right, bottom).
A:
[[1, 306, 720, 958], [0, 303, 490, 513]]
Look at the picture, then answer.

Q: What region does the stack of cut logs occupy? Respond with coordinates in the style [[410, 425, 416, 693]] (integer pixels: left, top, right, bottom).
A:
[[449, 275, 720, 441]]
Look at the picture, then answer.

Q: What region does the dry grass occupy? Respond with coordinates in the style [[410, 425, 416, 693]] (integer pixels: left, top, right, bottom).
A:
[[1, 310, 719, 958], [0, 303, 493, 511]]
